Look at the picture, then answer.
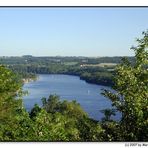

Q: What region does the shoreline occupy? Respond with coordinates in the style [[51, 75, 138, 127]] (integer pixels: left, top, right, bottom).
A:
[[25, 73, 113, 87], [22, 76, 38, 84]]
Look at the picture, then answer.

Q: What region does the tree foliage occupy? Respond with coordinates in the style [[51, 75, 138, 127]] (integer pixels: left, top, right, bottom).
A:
[[0, 31, 147, 142], [102, 31, 148, 141], [0, 65, 22, 124]]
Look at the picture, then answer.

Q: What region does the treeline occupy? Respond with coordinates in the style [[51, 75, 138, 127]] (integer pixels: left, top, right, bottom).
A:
[[8, 64, 114, 86], [0, 56, 135, 86], [80, 72, 114, 86], [0, 31, 147, 141], [0, 55, 135, 65]]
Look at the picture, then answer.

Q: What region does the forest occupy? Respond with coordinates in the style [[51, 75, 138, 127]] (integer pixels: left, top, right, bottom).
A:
[[0, 31, 147, 141], [0, 55, 135, 86]]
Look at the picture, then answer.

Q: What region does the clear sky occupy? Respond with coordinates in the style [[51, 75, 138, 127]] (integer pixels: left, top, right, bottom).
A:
[[0, 7, 148, 57]]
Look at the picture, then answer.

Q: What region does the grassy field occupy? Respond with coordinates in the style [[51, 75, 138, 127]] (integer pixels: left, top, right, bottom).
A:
[[80, 63, 117, 67], [63, 62, 78, 65]]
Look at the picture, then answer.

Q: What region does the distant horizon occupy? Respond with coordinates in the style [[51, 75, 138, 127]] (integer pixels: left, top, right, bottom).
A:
[[0, 8, 148, 57], [0, 54, 134, 58]]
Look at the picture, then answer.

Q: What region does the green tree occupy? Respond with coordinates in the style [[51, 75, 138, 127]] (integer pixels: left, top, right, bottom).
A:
[[77, 118, 104, 141], [42, 95, 60, 113], [101, 109, 116, 122], [102, 31, 148, 141], [0, 65, 25, 141], [58, 100, 88, 119], [30, 104, 41, 120], [0, 65, 22, 122], [5, 108, 35, 141], [31, 108, 81, 141]]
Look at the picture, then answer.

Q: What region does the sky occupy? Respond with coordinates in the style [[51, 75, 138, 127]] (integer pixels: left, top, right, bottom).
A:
[[0, 7, 148, 57]]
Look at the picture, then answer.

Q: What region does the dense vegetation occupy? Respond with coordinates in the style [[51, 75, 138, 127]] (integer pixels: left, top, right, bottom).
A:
[[0, 55, 134, 86], [0, 31, 147, 141]]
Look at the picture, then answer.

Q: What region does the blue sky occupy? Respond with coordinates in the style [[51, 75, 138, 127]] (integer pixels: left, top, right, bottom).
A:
[[0, 7, 148, 57]]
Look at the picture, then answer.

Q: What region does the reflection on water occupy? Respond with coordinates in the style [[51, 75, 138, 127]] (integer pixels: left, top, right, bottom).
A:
[[23, 74, 120, 121]]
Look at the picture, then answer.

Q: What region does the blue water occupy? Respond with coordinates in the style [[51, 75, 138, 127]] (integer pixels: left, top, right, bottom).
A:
[[23, 74, 120, 121]]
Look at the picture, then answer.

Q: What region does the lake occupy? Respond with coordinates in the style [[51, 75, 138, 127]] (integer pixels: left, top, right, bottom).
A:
[[23, 74, 120, 121]]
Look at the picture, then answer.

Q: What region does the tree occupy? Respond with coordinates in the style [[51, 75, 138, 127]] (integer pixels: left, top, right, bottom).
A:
[[102, 31, 148, 141], [30, 104, 41, 120], [42, 95, 60, 113], [101, 109, 116, 122], [0, 65, 22, 122], [77, 118, 104, 141], [58, 100, 88, 119], [0, 65, 25, 141]]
